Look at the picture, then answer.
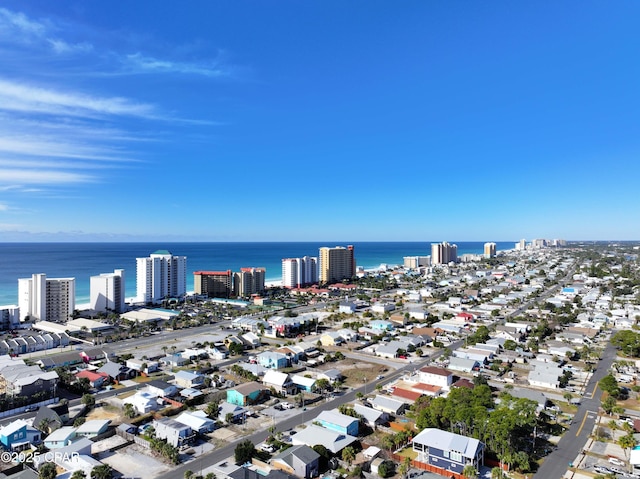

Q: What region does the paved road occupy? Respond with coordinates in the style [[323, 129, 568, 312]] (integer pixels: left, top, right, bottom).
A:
[[156, 346, 452, 479], [534, 341, 617, 479]]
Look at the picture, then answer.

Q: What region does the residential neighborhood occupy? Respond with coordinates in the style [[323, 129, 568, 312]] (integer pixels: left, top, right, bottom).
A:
[[1, 242, 640, 479]]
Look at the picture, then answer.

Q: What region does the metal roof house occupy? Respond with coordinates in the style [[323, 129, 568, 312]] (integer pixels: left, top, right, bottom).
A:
[[412, 428, 485, 476]]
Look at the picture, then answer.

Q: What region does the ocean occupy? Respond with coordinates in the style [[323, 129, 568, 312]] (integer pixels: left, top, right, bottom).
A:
[[0, 241, 514, 306]]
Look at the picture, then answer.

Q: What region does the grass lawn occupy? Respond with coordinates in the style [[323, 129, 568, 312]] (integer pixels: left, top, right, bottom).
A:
[[396, 448, 418, 460]]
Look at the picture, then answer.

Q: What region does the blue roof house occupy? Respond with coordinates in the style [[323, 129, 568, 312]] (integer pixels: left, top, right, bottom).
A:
[[316, 410, 359, 437], [257, 351, 289, 370]]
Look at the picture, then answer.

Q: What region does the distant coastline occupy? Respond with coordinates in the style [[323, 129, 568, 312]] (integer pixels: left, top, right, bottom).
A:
[[0, 241, 515, 306]]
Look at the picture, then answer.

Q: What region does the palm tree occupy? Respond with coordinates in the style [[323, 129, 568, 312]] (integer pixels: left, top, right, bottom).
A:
[[490, 467, 503, 479], [39, 463, 57, 479], [609, 420, 619, 440], [71, 471, 86, 479], [618, 433, 637, 461], [462, 465, 478, 479], [341, 445, 356, 465], [90, 465, 113, 479]]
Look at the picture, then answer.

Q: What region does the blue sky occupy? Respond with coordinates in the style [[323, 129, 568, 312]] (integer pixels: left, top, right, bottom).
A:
[[0, 2, 639, 242]]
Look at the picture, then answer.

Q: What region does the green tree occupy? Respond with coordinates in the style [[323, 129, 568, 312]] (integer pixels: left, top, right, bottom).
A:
[[618, 433, 637, 461], [39, 463, 57, 479], [398, 457, 411, 479], [71, 470, 86, 479], [90, 465, 113, 479], [377, 460, 394, 478], [226, 412, 234, 424], [341, 445, 356, 465], [234, 439, 255, 464], [602, 395, 618, 415], [123, 403, 137, 419], [81, 393, 96, 409], [184, 471, 194, 479], [599, 374, 620, 398], [462, 465, 478, 479]]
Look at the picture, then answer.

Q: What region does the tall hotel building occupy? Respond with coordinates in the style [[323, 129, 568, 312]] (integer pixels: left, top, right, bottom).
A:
[[194, 270, 232, 298], [234, 267, 266, 297], [484, 242, 497, 258], [136, 250, 187, 304], [431, 242, 458, 265], [90, 269, 126, 313], [319, 245, 356, 284], [282, 256, 318, 288], [18, 273, 75, 322]]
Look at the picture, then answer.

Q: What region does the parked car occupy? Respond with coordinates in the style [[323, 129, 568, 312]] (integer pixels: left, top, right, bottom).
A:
[[281, 402, 294, 410], [609, 457, 625, 467], [260, 443, 276, 453]]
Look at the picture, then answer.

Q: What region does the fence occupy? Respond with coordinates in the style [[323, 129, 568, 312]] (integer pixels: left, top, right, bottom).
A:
[[0, 398, 58, 419]]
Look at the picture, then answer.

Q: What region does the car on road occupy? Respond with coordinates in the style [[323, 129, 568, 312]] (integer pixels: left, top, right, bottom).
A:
[[376, 375, 384, 380], [24, 406, 38, 412]]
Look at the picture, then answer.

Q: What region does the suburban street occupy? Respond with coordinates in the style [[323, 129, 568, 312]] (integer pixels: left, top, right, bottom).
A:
[[534, 341, 618, 479]]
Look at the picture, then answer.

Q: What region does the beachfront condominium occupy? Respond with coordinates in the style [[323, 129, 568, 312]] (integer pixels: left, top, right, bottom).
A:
[[234, 267, 266, 297], [90, 269, 126, 313], [431, 242, 458, 265], [319, 245, 356, 284], [484, 242, 497, 258], [0, 305, 20, 331], [194, 270, 232, 298], [136, 250, 187, 304], [515, 239, 527, 251], [403, 256, 431, 269], [18, 273, 75, 322], [282, 256, 319, 288]]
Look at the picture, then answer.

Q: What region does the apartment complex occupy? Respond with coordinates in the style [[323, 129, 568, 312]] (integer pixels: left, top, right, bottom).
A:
[[403, 256, 431, 269], [18, 273, 75, 322], [194, 270, 233, 298], [234, 267, 266, 297], [0, 306, 20, 331], [483, 242, 497, 258], [431, 242, 458, 265], [136, 250, 187, 304], [319, 246, 355, 284], [282, 256, 318, 288], [90, 269, 126, 313]]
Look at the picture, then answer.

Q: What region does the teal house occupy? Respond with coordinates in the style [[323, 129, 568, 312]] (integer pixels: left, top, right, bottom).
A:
[[0, 419, 29, 451], [226, 381, 268, 406]]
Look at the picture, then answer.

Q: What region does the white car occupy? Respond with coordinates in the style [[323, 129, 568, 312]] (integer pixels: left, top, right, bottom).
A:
[[609, 457, 625, 467], [260, 443, 276, 453], [281, 402, 294, 410]]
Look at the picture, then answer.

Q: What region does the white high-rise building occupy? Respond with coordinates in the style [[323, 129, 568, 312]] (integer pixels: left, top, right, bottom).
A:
[[431, 242, 458, 265], [18, 273, 75, 322], [282, 257, 318, 288], [515, 239, 527, 251], [90, 269, 126, 313], [136, 250, 187, 304]]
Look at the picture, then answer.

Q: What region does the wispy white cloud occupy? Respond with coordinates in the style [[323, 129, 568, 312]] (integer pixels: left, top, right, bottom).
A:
[[48, 39, 93, 54], [0, 202, 9, 211], [0, 78, 155, 119], [0, 169, 94, 184], [122, 52, 231, 77], [0, 7, 46, 39]]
